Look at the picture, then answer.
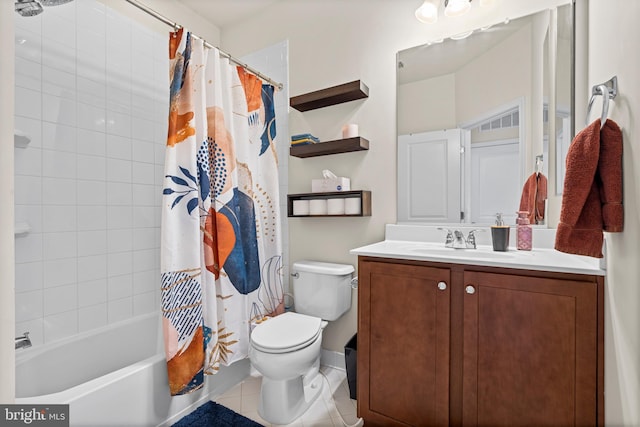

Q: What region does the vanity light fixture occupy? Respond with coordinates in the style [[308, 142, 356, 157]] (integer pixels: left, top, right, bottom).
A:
[[415, 0, 439, 24], [416, 0, 496, 24], [450, 30, 474, 40], [444, 0, 472, 18]]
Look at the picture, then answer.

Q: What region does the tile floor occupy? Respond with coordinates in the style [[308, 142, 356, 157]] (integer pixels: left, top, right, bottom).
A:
[[215, 366, 362, 427]]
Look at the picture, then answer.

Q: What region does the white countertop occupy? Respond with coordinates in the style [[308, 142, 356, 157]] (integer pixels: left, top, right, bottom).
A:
[[350, 225, 605, 276]]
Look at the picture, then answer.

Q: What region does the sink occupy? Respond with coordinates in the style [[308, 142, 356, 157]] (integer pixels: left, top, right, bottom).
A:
[[410, 247, 516, 259]]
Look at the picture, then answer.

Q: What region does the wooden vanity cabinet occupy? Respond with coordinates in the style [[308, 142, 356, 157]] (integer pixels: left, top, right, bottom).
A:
[[357, 257, 604, 427]]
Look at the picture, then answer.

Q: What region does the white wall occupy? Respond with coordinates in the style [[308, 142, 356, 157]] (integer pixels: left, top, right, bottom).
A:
[[398, 73, 456, 134], [588, 2, 640, 425], [13, 0, 168, 345], [222, 0, 575, 352]]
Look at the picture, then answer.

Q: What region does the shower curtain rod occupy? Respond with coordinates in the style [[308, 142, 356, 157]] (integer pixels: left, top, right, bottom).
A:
[[124, 0, 284, 90]]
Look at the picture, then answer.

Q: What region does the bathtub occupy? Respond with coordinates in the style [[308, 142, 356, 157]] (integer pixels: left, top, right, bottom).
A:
[[16, 312, 250, 426]]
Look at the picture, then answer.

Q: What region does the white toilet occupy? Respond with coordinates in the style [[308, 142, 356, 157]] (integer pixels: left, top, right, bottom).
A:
[[249, 260, 354, 425]]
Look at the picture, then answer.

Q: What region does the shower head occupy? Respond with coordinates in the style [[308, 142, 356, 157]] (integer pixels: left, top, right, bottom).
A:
[[15, 0, 43, 17], [40, 0, 74, 5]]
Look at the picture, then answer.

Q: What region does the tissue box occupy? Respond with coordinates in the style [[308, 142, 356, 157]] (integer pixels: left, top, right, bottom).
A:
[[312, 177, 350, 192]]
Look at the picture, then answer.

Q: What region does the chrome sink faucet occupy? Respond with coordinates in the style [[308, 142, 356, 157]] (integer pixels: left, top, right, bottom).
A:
[[438, 228, 484, 249], [15, 332, 31, 350]]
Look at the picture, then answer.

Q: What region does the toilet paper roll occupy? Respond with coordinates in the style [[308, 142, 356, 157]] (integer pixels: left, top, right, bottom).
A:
[[344, 197, 361, 215], [293, 200, 310, 216], [309, 199, 328, 215], [327, 198, 345, 215], [342, 123, 359, 138]]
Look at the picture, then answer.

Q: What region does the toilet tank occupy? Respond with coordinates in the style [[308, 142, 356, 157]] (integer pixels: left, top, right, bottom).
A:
[[292, 260, 354, 321]]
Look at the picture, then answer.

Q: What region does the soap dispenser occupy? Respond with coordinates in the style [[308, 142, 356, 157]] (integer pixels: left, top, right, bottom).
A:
[[491, 213, 510, 251], [516, 211, 532, 251]]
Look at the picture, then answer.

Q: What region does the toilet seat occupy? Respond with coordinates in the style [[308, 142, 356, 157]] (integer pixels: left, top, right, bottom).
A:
[[251, 312, 321, 354]]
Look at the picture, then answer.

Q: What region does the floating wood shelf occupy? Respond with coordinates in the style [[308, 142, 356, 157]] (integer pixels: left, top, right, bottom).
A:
[[290, 137, 369, 158], [290, 80, 369, 112], [288, 190, 371, 217]]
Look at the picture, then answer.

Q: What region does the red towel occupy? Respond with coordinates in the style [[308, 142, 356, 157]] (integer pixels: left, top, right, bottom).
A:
[[555, 119, 623, 258], [519, 172, 548, 225]]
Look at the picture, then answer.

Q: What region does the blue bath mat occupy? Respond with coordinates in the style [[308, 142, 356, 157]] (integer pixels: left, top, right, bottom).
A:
[[172, 401, 264, 427]]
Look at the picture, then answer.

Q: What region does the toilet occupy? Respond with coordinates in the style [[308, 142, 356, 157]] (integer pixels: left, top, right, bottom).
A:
[[249, 260, 354, 425]]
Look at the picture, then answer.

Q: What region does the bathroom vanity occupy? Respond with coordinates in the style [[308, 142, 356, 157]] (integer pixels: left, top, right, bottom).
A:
[[351, 225, 604, 427]]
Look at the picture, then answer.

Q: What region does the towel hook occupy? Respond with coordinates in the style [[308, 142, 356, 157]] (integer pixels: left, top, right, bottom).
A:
[[586, 76, 618, 129]]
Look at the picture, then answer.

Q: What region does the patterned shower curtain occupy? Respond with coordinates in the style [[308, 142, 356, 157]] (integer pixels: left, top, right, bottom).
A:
[[161, 29, 284, 396]]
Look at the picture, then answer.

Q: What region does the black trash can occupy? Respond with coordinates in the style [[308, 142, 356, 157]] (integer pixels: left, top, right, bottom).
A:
[[344, 333, 357, 400]]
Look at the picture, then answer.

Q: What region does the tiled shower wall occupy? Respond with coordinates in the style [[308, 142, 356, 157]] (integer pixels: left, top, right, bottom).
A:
[[13, 1, 290, 347], [13, 0, 169, 345]]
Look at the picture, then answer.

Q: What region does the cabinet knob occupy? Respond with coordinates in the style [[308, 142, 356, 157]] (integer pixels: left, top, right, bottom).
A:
[[437, 281, 447, 291], [465, 285, 476, 295]]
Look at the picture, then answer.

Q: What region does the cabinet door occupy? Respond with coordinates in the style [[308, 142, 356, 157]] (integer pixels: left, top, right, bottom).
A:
[[462, 271, 598, 426], [358, 260, 451, 426]]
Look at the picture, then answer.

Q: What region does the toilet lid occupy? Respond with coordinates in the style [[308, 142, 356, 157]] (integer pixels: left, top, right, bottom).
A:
[[251, 312, 321, 354]]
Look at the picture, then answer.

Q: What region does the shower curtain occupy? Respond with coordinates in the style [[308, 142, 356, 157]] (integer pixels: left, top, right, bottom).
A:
[[161, 29, 283, 396]]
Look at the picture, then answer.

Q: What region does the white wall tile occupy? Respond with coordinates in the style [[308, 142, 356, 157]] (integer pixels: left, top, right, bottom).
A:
[[133, 249, 157, 273], [108, 252, 133, 277], [77, 154, 106, 181], [15, 290, 43, 323], [77, 205, 107, 231], [107, 206, 132, 229], [108, 297, 133, 323], [15, 56, 42, 90], [106, 134, 131, 160], [133, 292, 156, 315], [42, 66, 76, 100], [77, 180, 107, 205], [44, 311, 78, 343], [14, 1, 169, 342], [15, 262, 44, 293], [44, 283, 77, 316], [15, 233, 43, 264], [106, 110, 132, 137], [77, 102, 106, 133], [43, 258, 77, 288], [43, 150, 76, 179], [43, 177, 76, 205], [15, 86, 42, 120], [77, 255, 107, 282], [78, 279, 107, 307], [15, 116, 42, 148], [14, 204, 42, 234], [15, 26, 42, 64], [42, 38, 75, 75], [42, 205, 77, 232], [133, 228, 156, 251], [108, 274, 133, 300], [43, 93, 76, 127], [79, 304, 107, 332], [77, 128, 106, 156], [107, 182, 132, 205], [43, 122, 77, 152], [133, 270, 155, 294], [78, 230, 107, 257], [107, 229, 133, 253], [132, 162, 155, 185], [14, 146, 42, 177], [43, 232, 77, 260], [132, 118, 155, 142]]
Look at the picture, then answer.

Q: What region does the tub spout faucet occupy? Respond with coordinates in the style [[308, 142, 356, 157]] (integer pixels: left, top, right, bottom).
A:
[[15, 332, 31, 350]]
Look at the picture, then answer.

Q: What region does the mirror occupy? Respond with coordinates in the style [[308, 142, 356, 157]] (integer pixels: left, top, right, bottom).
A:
[[397, 3, 574, 226]]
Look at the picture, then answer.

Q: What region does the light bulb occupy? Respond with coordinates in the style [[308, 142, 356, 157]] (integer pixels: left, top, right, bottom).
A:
[[415, 0, 438, 24], [444, 0, 471, 17]]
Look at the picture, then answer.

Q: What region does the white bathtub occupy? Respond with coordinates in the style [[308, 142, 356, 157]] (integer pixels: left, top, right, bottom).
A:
[[16, 313, 250, 427]]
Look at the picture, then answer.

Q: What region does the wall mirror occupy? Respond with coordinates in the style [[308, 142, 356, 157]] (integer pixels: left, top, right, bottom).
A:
[[397, 2, 574, 227]]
